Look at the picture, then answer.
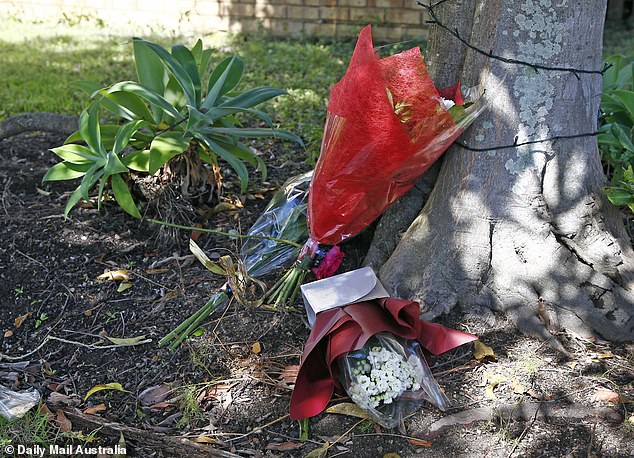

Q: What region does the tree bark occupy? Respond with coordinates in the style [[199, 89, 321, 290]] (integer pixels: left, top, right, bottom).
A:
[[376, 0, 634, 342]]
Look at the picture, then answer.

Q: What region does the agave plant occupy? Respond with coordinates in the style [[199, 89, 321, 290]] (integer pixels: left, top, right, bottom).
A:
[[44, 38, 302, 219]]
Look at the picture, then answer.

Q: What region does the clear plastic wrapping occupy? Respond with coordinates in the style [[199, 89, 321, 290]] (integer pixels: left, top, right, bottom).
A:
[[338, 332, 450, 429], [0, 385, 41, 421], [241, 171, 312, 278]]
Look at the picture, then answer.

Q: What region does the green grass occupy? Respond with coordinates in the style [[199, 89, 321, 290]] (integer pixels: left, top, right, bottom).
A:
[[0, 405, 59, 448]]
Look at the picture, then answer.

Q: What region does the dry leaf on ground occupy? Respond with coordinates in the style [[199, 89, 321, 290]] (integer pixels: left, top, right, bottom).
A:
[[265, 442, 305, 451], [408, 438, 432, 447], [97, 270, 129, 281], [55, 410, 72, 432], [138, 385, 171, 406], [84, 403, 107, 415], [591, 388, 628, 403], [305, 442, 329, 458], [14, 312, 32, 328], [473, 340, 496, 360], [105, 335, 147, 345], [325, 402, 371, 419]]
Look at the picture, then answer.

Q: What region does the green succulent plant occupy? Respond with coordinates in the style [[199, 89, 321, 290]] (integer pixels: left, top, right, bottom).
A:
[[599, 54, 634, 211], [44, 38, 302, 218]]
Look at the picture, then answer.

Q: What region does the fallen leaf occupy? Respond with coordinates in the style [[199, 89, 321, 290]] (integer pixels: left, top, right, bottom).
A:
[[4, 329, 13, 338], [55, 410, 72, 432], [48, 392, 81, 408], [305, 442, 329, 458], [38, 403, 54, 421], [14, 312, 32, 328], [483, 373, 507, 400], [145, 268, 169, 274], [511, 379, 529, 395], [384, 454, 401, 458], [591, 388, 627, 403], [189, 240, 226, 275], [325, 402, 371, 420], [193, 435, 218, 444], [117, 282, 133, 293], [149, 402, 175, 410], [473, 340, 496, 360], [265, 442, 305, 451], [408, 438, 432, 447], [97, 270, 129, 281], [627, 414, 634, 426], [138, 385, 171, 406], [251, 341, 262, 354], [105, 335, 147, 345], [84, 382, 129, 401], [84, 403, 107, 415], [36, 187, 52, 196]]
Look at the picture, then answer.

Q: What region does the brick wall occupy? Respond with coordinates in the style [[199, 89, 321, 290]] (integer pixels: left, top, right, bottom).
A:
[[1, 0, 429, 40]]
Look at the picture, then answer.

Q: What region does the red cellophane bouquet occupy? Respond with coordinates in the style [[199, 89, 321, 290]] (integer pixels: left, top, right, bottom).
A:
[[267, 24, 483, 305]]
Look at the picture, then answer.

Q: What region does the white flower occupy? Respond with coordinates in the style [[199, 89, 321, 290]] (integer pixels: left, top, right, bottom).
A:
[[439, 97, 455, 110], [345, 342, 422, 410]]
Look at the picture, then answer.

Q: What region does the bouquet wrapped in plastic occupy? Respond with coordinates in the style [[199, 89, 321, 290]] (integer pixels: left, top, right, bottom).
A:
[[241, 171, 311, 278], [268, 25, 483, 304], [289, 293, 477, 427], [339, 333, 450, 428], [160, 172, 311, 349]]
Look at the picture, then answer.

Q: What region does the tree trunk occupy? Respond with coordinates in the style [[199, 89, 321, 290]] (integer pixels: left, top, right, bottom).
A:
[[375, 0, 634, 342]]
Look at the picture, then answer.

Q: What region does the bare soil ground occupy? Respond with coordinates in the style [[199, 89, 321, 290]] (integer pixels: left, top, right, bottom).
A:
[[1, 132, 633, 457]]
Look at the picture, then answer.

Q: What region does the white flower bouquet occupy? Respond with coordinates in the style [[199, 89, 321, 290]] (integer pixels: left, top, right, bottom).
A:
[[338, 332, 450, 428]]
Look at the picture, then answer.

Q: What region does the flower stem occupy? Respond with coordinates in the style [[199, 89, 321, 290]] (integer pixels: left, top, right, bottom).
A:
[[159, 292, 229, 349]]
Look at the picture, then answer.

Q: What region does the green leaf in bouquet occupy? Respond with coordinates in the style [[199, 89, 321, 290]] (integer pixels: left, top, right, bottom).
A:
[[189, 239, 226, 275]]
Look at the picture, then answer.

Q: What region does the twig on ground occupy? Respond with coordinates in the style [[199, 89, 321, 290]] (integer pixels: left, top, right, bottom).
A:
[[226, 414, 290, 443], [149, 254, 195, 269], [507, 401, 541, 457], [0, 334, 152, 361]]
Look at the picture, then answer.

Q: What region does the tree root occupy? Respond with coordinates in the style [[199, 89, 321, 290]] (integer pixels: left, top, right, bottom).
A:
[[423, 402, 622, 438], [0, 113, 78, 140]]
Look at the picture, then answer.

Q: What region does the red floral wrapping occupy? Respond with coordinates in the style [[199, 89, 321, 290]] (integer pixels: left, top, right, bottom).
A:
[[289, 298, 477, 420], [307, 25, 467, 245]]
